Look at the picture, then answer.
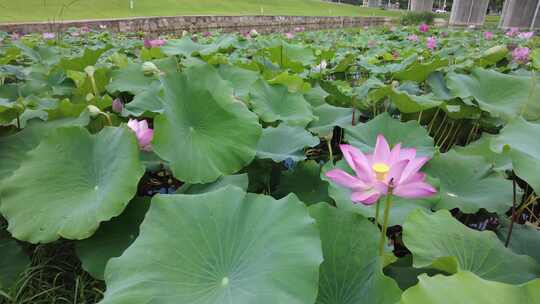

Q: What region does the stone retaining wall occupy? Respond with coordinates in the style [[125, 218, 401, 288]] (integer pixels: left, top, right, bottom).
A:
[[0, 15, 395, 34]]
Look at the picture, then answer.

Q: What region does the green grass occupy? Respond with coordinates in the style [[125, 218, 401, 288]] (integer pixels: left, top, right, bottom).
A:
[[0, 0, 406, 23]]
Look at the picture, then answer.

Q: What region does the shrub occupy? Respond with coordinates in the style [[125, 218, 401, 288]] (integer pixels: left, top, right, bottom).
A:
[[400, 11, 435, 25]]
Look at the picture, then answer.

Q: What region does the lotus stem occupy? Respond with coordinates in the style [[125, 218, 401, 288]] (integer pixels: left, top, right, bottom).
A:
[[427, 108, 440, 135], [378, 182, 394, 256], [375, 199, 381, 226], [327, 138, 334, 167], [505, 175, 517, 247]]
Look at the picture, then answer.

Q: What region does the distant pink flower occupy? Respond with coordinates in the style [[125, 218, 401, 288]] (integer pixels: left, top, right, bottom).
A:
[[203, 31, 211, 38], [407, 34, 419, 42], [419, 23, 429, 33], [426, 36, 437, 50], [440, 31, 449, 37], [483, 31, 494, 40], [326, 135, 436, 205], [506, 27, 519, 37], [285, 32, 295, 39], [127, 119, 154, 151], [392, 51, 400, 60], [43, 32, 56, 40], [294, 26, 305, 32], [80, 26, 91, 33], [112, 99, 123, 114], [144, 39, 166, 48], [368, 40, 377, 48], [249, 29, 259, 37], [512, 47, 530, 64], [518, 32, 534, 40], [70, 31, 81, 37], [11, 33, 20, 41]]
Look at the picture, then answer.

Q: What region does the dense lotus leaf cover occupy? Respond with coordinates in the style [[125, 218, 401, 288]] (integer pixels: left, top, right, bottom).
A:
[[0, 25, 539, 302], [100, 186, 323, 304]]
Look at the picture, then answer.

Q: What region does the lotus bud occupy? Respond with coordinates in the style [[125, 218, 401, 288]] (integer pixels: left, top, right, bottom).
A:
[[142, 62, 160, 76], [84, 66, 95, 77], [112, 98, 124, 113], [87, 105, 101, 118]]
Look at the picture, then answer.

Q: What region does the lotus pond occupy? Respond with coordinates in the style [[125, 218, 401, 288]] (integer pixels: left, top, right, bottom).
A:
[[0, 25, 539, 303]]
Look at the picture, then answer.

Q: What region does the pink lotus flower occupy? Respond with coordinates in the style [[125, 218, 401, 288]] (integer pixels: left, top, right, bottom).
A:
[[11, 33, 20, 41], [144, 39, 166, 48], [285, 32, 295, 39], [512, 47, 530, 64], [506, 27, 519, 37], [112, 99, 123, 114], [483, 31, 494, 40], [203, 31, 211, 38], [407, 34, 419, 42], [326, 135, 436, 205], [419, 23, 429, 33], [249, 29, 259, 37], [294, 26, 305, 32], [80, 26, 91, 33], [43, 32, 56, 40], [127, 119, 154, 151], [426, 36, 437, 50], [518, 32, 534, 40]]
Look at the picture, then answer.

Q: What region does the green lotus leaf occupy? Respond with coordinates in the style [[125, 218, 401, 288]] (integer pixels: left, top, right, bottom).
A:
[[455, 135, 511, 172], [475, 45, 509, 67], [256, 124, 319, 162], [106, 63, 158, 95], [153, 64, 261, 183], [322, 161, 439, 226], [369, 86, 443, 114], [268, 72, 311, 93], [308, 104, 354, 137], [424, 150, 514, 214], [383, 256, 446, 290], [100, 186, 323, 304], [345, 113, 435, 157], [58, 46, 112, 72], [497, 220, 540, 265], [275, 160, 332, 205], [0, 126, 145, 243], [309, 203, 402, 304], [0, 234, 29, 291], [75, 198, 150, 280], [176, 173, 249, 195], [0, 112, 90, 182], [218, 64, 259, 101], [403, 209, 540, 284], [491, 118, 540, 194], [304, 85, 329, 107], [394, 56, 449, 82], [446, 68, 540, 122], [268, 41, 316, 72], [399, 272, 540, 304], [123, 82, 163, 116], [161, 37, 202, 57], [427, 71, 453, 100], [250, 80, 315, 127]]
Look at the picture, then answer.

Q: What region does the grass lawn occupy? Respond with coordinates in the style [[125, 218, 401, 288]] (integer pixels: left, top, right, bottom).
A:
[[0, 0, 407, 23]]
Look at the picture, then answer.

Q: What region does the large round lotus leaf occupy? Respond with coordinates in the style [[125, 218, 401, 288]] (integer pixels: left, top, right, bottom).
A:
[[322, 161, 439, 226], [217, 64, 260, 101], [275, 160, 332, 205], [309, 203, 402, 304], [249, 80, 315, 127], [393, 56, 449, 82], [496, 220, 540, 265], [100, 186, 323, 304], [0, 113, 89, 182], [0, 234, 29, 290], [403, 209, 540, 284], [75, 198, 150, 280], [0, 126, 145, 243], [308, 104, 354, 137], [398, 272, 540, 304], [423, 150, 513, 214], [344, 113, 435, 157], [491, 118, 540, 194], [106, 63, 158, 95], [176, 173, 249, 195], [369, 86, 442, 114], [153, 64, 261, 183], [256, 125, 319, 162], [446, 68, 540, 122], [455, 135, 511, 172]]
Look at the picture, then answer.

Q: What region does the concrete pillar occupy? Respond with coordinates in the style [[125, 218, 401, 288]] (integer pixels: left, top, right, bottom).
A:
[[499, 0, 540, 29], [367, 0, 381, 7], [410, 0, 434, 11], [449, 0, 490, 26]]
